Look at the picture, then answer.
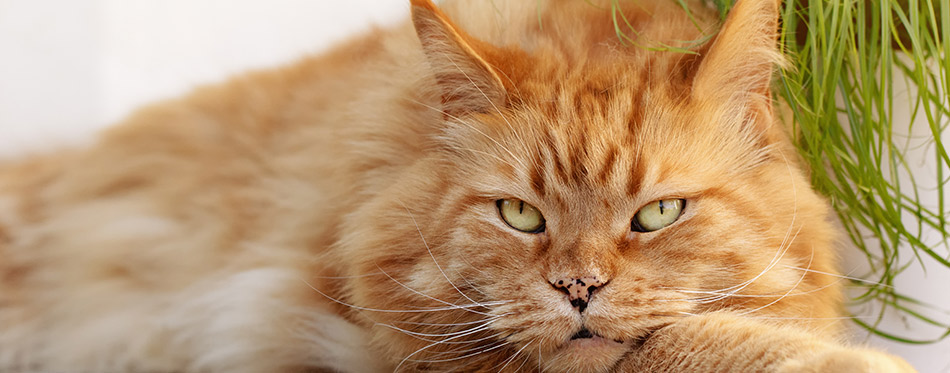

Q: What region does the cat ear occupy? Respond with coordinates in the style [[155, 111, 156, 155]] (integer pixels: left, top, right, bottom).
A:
[[692, 0, 782, 120], [411, 0, 508, 117]]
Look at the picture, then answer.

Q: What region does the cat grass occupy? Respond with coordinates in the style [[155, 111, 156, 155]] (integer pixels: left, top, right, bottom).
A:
[[777, 0, 950, 344]]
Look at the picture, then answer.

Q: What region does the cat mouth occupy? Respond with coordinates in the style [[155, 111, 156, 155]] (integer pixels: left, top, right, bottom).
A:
[[548, 326, 631, 370], [570, 327, 624, 344]]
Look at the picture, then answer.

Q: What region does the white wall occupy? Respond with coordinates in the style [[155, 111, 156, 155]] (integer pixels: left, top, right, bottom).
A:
[[0, 0, 103, 155], [0, 0, 407, 155], [0, 0, 946, 371]]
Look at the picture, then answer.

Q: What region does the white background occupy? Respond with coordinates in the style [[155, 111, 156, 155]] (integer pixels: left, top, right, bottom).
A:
[[0, 1, 947, 371]]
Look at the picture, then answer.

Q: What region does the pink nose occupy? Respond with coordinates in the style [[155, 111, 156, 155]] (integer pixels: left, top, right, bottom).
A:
[[551, 276, 606, 313]]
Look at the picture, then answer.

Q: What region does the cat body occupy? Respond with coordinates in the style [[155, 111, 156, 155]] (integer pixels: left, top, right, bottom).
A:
[[0, 0, 915, 371]]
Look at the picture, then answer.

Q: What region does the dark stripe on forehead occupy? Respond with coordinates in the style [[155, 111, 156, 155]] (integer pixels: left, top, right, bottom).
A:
[[568, 129, 590, 185], [529, 147, 547, 197], [627, 86, 645, 136], [626, 162, 643, 197], [542, 129, 570, 184], [597, 144, 619, 184]]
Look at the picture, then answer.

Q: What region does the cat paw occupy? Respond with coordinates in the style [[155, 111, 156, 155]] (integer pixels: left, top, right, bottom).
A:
[[777, 347, 916, 373]]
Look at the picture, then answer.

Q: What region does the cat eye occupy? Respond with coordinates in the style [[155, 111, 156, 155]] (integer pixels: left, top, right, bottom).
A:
[[497, 199, 545, 233], [631, 199, 685, 232]]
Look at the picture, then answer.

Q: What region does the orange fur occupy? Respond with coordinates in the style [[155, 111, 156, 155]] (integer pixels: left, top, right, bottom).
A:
[[0, 0, 913, 371]]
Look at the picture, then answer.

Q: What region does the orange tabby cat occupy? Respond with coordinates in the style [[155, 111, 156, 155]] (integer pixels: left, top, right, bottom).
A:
[[0, 0, 916, 371]]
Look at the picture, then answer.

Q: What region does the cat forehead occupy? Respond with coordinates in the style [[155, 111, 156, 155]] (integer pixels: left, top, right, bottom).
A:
[[509, 48, 698, 105], [456, 82, 749, 202], [459, 100, 701, 200], [510, 73, 696, 150]]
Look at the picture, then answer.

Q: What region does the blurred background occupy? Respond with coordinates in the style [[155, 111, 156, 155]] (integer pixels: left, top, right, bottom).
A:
[[0, 0, 946, 371]]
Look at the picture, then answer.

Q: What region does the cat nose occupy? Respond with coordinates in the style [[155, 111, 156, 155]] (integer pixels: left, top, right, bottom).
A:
[[551, 276, 606, 313]]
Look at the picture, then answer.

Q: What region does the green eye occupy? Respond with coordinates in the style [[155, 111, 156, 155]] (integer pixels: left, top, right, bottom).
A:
[[497, 199, 545, 233], [632, 199, 685, 232]]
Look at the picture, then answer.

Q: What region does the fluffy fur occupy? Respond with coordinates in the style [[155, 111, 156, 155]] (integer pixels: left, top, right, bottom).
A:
[[0, 0, 915, 371]]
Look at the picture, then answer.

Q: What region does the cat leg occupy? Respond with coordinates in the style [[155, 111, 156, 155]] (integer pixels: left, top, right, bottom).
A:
[[618, 312, 914, 372]]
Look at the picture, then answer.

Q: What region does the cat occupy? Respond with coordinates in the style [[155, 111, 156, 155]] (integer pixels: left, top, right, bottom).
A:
[[0, 0, 917, 371]]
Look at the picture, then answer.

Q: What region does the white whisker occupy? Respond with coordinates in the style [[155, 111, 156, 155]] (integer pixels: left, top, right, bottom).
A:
[[401, 204, 488, 309], [375, 264, 498, 317], [537, 341, 543, 373], [302, 278, 508, 314], [406, 339, 510, 364], [782, 265, 893, 288], [395, 316, 511, 328], [452, 268, 493, 298], [395, 322, 508, 371], [376, 317, 502, 341], [496, 340, 534, 372], [739, 241, 815, 316]]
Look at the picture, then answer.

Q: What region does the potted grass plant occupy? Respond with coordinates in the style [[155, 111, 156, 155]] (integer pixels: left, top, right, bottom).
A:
[[776, 0, 950, 346]]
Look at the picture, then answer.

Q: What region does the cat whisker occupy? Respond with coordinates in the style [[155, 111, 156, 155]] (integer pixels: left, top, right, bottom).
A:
[[302, 278, 508, 314], [670, 263, 861, 298], [495, 339, 534, 372], [414, 339, 510, 362], [439, 330, 531, 372], [730, 223, 802, 294], [513, 352, 533, 373], [375, 316, 503, 341], [674, 310, 867, 325], [395, 315, 512, 328], [404, 339, 511, 365], [740, 315, 875, 321], [781, 265, 894, 288], [423, 331, 509, 347], [738, 242, 816, 316], [395, 320, 506, 372], [375, 264, 498, 317], [402, 204, 490, 309], [676, 264, 879, 305], [670, 215, 803, 304], [536, 341, 543, 373], [458, 255, 494, 278], [670, 235, 875, 307], [702, 148, 802, 301], [683, 222, 801, 299], [452, 268, 493, 298]]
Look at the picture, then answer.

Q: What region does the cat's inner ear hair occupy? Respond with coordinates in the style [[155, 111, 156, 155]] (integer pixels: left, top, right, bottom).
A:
[[411, 0, 509, 117], [691, 0, 783, 127]]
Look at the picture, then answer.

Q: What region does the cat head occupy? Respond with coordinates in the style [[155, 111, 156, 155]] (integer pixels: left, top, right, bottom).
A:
[[336, 0, 839, 370]]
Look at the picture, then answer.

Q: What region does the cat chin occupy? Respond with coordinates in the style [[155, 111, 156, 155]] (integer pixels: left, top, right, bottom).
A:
[[542, 336, 630, 373]]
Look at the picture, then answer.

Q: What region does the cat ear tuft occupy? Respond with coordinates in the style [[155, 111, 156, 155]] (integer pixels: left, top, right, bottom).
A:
[[692, 0, 783, 121], [411, 0, 508, 117]]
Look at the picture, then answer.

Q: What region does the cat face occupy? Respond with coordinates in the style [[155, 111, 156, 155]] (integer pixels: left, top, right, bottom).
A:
[[334, 0, 839, 371]]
